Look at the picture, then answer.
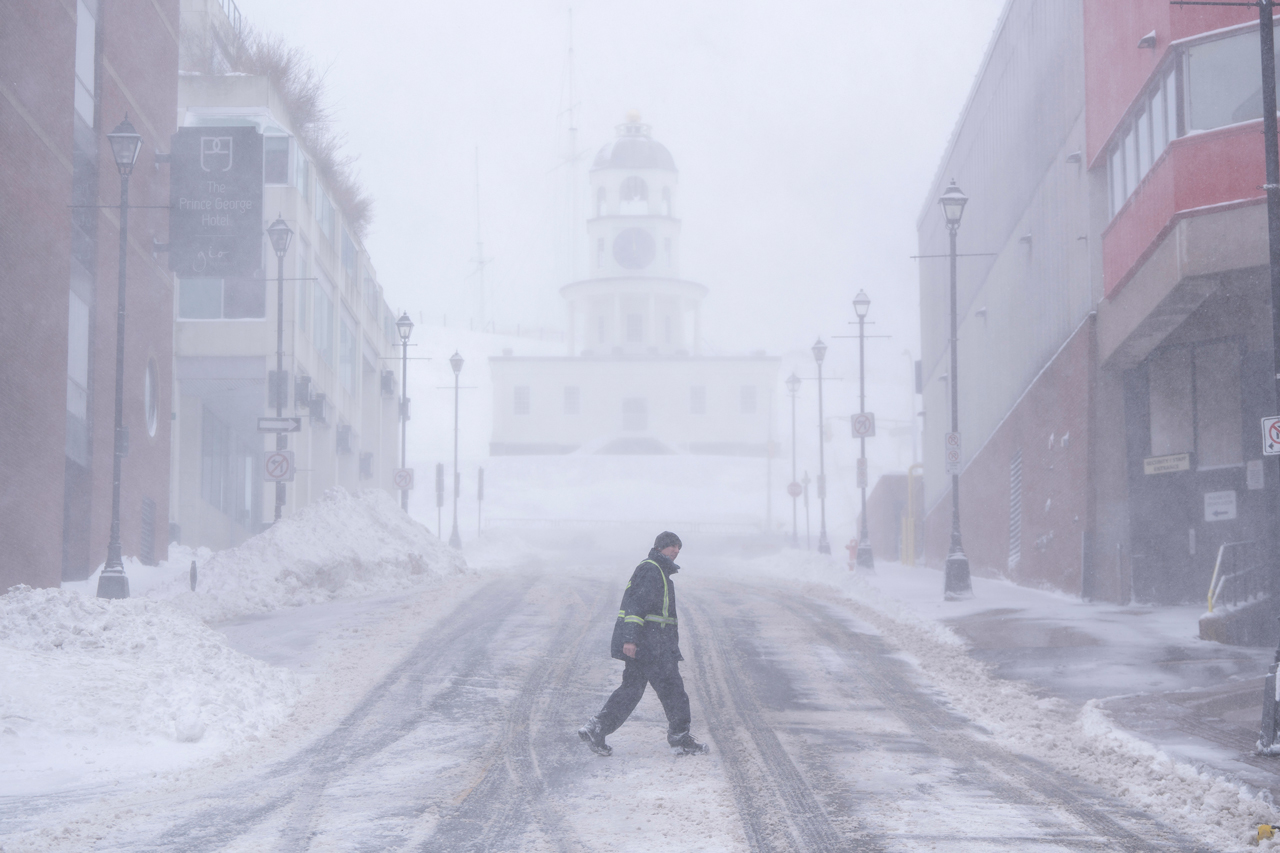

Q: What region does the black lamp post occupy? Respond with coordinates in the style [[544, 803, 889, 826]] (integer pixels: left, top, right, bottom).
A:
[[449, 351, 464, 548], [812, 338, 831, 555], [940, 180, 973, 599], [786, 372, 801, 547], [395, 312, 414, 511], [266, 215, 293, 523], [853, 289, 874, 571], [97, 116, 143, 600]]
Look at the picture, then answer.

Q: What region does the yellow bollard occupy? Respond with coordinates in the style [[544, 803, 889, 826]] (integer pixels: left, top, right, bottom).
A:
[[1258, 824, 1275, 841]]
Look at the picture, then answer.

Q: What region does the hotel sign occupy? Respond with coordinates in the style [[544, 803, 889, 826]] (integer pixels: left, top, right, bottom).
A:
[[1142, 453, 1191, 475], [169, 127, 263, 277]]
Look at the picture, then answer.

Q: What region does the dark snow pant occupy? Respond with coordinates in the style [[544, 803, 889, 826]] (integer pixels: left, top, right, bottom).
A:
[[597, 656, 691, 737]]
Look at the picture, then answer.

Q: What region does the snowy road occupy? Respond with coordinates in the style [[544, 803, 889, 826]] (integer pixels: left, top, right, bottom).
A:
[[15, 570, 1215, 852]]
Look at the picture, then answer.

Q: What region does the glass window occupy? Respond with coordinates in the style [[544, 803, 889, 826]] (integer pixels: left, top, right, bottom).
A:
[[340, 308, 358, 392], [296, 152, 311, 203], [1185, 26, 1277, 131], [1195, 340, 1243, 468], [564, 386, 579, 415], [620, 176, 648, 215], [662, 187, 672, 216], [315, 271, 334, 365], [74, 0, 96, 126], [223, 276, 265, 319], [740, 386, 757, 414], [1137, 106, 1152, 180], [1124, 126, 1139, 199], [144, 358, 158, 437], [514, 386, 530, 415], [342, 228, 357, 286], [1152, 89, 1168, 159], [1149, 346, 1194, 456], [296, 235, 311, 337], [1165, 69, 1178, 142], [178, 278, 223, 319], [690, 386, 706, 415], [1109, 145, 1125, 218], [622, 397, 647, 431], [264, 136, 289, 184], [316, 187, 335, 242], [66, 292, 90, 418]]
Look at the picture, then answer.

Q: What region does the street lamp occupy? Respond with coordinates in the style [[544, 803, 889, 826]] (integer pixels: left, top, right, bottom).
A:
[[266, 215, 293, 523], [852, 289, 874, 571], [97, 116, 143, 600], [396, 312, 414, 511], [812, 338, 831, 555], [449, 351, 464, 548], [940, 180, 972, 599], [786, 372, 801, 547]]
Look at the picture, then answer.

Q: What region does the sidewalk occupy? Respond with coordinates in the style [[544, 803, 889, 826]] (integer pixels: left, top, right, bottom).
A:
[[864, 563, 1280, 800]]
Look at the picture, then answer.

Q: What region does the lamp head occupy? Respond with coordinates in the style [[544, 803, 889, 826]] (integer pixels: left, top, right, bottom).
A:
[[811, 338, 827, 365], [106, 116, 143, 177], [785, 372, 801, 394], [939, 180, 968, 228], [450, 351, 464, 375], [396, 312, 414, 343], [266, 215, 293, 258], [853, 289, 870, 319]]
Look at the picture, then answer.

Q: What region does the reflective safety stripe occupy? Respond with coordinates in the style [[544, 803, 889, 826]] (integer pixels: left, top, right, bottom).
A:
[[617, 610, 626, 619], [623, 615, 646, 625], [641, 559, 671, 619], [644, 614, 677, 625]]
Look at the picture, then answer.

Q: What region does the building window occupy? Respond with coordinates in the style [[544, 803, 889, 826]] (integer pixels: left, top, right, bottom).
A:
[[690, 386, 706, 415], [296, 152, 311, 204], [622, 397, 647, 431], [314, 271, 335, 365], [564, 386, 580, 415], [144, 358, 158, 437], [264, 136, 289, 184], [1008, 451, 1023, 571], [296, 235, 311, 337], [514, 386, 531, 415], [1147, 340, 1242, 469], [73, 0, 96, 126], [1149, 346, 1193, 456], [317, 187, 336, 243], [596, 186, 606, 216], [363, 276, 379, 318], [1107, 62, 1180, 219], [626, 313, 644, 343], [1186, 24, 1280, 132], [620, 176, 648, 215], [342, 228, 358, 287], [177, 277, 266, 319], [200, 406, 254, 522], [662, 187, 672, 216], [339, 308, 358, 392], [740, 385, 757, 414], [66, 292, 90, 420]]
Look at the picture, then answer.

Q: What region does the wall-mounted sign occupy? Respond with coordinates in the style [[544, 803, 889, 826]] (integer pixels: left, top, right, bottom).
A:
[[1204, 490, 1237, 522], [1247, 459, 1265, 490], [1142, 453, 1191, 475], [169, 127, 264, 277], [1263, 415, 1280, 455], [944, 432, 961, 475]]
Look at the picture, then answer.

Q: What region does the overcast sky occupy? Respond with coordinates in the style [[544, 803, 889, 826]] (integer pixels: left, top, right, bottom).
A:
[[236, 0, 1006, 375]]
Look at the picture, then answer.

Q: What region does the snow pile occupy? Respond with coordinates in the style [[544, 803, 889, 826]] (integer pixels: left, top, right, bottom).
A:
[[152, 488, 468, 624], [0, 585, 300, 793], [717, 550, 1279, 852]]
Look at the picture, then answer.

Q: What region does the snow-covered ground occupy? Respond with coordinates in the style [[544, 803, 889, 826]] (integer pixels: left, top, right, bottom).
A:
[[4, 477, 1280, 850]]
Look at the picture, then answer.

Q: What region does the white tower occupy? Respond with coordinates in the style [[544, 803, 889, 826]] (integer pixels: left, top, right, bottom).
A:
[[562, 113, 706, 357]]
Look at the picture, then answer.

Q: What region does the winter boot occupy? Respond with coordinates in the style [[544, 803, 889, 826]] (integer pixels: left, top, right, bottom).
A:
[[578, 716, 612, 756], [667, 730, 709, 755]]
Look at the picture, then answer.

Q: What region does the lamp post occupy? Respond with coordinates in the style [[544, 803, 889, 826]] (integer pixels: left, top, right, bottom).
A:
[[852, 289, 874, 571], [802, 469, 812, 551], [396, 312, 414, 511], [786, 372, 801, 547], [449, 351, 464, 548], [812, 338, 831, 555], [266, 215, 293, 523], [97, 116, 143, 600], [940, 180, 973, 599]]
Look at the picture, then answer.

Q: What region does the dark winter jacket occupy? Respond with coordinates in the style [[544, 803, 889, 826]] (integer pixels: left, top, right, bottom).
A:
[[610, 548, 683, 662]]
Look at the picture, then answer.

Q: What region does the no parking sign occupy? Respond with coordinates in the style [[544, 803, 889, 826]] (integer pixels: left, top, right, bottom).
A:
[[1263, 416, 1280, 455]]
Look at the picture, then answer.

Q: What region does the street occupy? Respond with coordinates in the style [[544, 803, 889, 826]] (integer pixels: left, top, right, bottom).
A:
[[26, 564, 1214, 853]]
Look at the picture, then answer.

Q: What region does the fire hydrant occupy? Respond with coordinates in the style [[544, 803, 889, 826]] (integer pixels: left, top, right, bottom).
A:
[[846, 539, 858, 571]]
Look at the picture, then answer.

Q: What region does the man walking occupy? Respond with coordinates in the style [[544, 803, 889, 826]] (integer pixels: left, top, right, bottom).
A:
[[578, 531, 709, 756]]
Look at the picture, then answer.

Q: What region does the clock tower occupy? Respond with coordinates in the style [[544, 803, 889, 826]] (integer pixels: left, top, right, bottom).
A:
[[563, 113, 706, 357]]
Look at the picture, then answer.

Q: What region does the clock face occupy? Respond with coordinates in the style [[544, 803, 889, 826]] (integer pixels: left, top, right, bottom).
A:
[[612, 228, 656, 269]]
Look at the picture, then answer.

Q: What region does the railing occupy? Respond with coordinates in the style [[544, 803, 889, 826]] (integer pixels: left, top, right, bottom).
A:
[[484, 518, 763, 535], [1206, 540, 1266, 612], [218, 0, 243, 36]]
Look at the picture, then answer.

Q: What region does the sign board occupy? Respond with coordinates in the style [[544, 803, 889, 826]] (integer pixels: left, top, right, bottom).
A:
[[944, 432, 962, 475], [394, 468, 414, 490], [257, 417, 302, 433], [1204, 490, 1237, 522], [1248, 459, 1265, 490], [1143, 453, 1191, 475], [169, 127, 264, 277], [856, 457, 868, 488], [787, 481, 802, 498], [1264, 416, 1280, 455], [852, 412, 876, 438], [263, 450, 294, 482]]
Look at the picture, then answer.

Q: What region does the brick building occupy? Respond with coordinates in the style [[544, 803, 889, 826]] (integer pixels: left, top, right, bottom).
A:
[[0, 0, 178, 590], [919, 0, 1280, 604]]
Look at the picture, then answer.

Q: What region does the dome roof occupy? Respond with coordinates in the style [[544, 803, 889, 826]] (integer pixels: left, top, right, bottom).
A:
[[592, 113, 676, 172]]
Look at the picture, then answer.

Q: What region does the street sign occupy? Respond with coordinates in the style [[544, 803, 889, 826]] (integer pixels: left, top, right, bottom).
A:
[[857, 457, 868, 488], [394, 468, 414, 490], [263, 450, 294, 482], [1204, 490, 1237, 522], [1248, 459, 1266, 490], [1263, 416, 1280, 455], [852, 412, 876, 438], [787, 481, 802, 498], [169, 127, 264, 277], [944, 432, 962, 475], [257, 417, 302, 433]]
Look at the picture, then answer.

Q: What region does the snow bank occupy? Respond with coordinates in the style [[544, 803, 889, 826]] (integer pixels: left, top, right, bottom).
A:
[[139, 488, 469, 624], [0, 585, 300, 794], [713, 550, 1280, 852]]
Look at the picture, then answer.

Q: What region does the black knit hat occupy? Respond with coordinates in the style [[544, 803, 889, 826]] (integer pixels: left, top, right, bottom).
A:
[[654, 531, 682, 551]]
